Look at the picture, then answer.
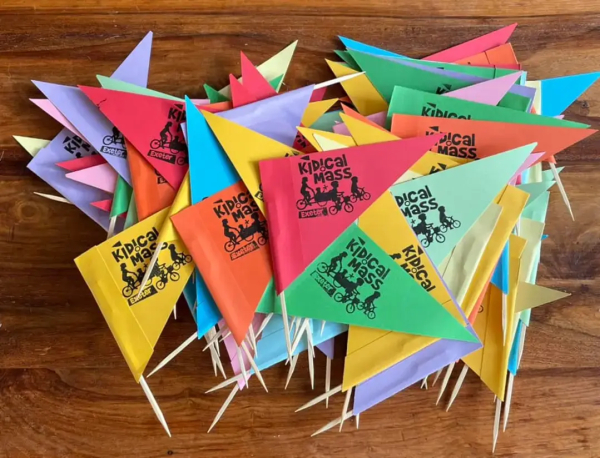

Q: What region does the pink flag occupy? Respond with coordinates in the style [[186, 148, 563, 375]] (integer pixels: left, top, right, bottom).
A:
[[66, 163, 117, 193], [444, 71, 522, 105]]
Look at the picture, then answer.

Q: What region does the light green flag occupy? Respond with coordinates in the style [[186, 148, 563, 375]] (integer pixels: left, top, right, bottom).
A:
[[388, 86, 590, 128], [110, 176, 132, 218], [282, 224, 477, 342], [349, 50, 529, 112], [123, 192, 138, 230], [389, 143, 536, 266], [204, 84, 230, 103]]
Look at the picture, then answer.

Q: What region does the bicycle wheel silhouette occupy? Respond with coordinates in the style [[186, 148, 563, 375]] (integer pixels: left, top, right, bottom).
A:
[[317, 262, 329, 274], [173, 262, 181, 271], [122, 285, 134, 298], [257, 235, 267, 246], [452, 219, 461, 228], [356, 301, 365, 311], [439, 223, 449, 233], [346, 302, 356, 314], [169, 272, 180, 282], [420, 236, 431, 248], [333, 291, 344, 302], [435, 233, 446, 243], [329, 204, 339, 216], [296, 198, 308, 210], [343, 201, 354, 213], [349, 194, 358, 203], [365, 309, 376, 319], [362, 191, 371, 201], [156, 280, 166, 290], [317, 199, 328, 208], [103, 135, 113, 146], [224, 240, 236, 253], [184, 255, 192, 263], [176, 156, 187, 165], [150, 139, 161, 149]]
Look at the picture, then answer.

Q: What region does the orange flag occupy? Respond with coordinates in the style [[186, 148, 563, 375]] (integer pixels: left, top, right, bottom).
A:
[[172, 181, 272, 346]]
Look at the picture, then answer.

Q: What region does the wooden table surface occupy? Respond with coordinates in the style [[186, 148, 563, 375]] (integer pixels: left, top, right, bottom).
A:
[[2, 2, 600, 457]]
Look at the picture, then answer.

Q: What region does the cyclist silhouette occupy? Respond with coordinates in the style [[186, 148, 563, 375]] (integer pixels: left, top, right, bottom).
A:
[[300, 177, 314, 204], [413, 213, 431, 236], [330, 181, 341, 203], [363, 291, 380, 309], [112, 127, 122, 143], [350, 176, 360, 197], [247, 212, 262, 236], [438, 206, 449, 227], [222, 219, 238, 244], [327, 252, 347, 274], [159, 121, 173, 147], [120, 263, 137, 288]]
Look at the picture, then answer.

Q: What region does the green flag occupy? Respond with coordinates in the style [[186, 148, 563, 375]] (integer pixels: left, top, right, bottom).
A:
[[348, 50, 529, 112], [388, 86, 590, 128], [269, 74, 284, 91], [204, 83, 230, 103], [282, 224, 477, 342], [123, 192, 138, 230], [334, 50, 361, 71], [110, 176, 132, 218], [97, 75, 181, 101]]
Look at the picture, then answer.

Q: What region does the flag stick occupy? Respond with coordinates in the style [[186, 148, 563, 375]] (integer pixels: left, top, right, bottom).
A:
[[446, 364, 469, 411], [314, 72, 364, 90], [549, 162, 574, 220], [33, 192, 72, 204], [517, 325, 527, 366], [135, 246, 161, 299], [285, 354, 299, 390], [296, 384, 343, 412], [207, 384, 240, 433], [307, 326, 315, 389], [503, 373, 515, 432], [311, 410, 354, 437], [173, 304, 177, 321], [420, 377, 428, 390], [339, 387, 353, 432], [279, 292, 293, 360], [431, 368, 443, 387], [255, 312, 273, 339], [241, 341, 268, 392], [248, 324, 258, 356], [492, 397, 502, 454], [139, 376, 171, 437], [203, 327, 228, 351], [320, 320, 326, 336], [206, 373, 245, 394], [147, 332, 197, 378], [325, 357, 331, 408], [219, 330, 232, 342], [237, 346, 249, 388], [107, 215, 117, 239], [502, 293, 508, 346], [355, 414, 360, 429], [288, 319, 310, 359], [436, 362, 455, 405]]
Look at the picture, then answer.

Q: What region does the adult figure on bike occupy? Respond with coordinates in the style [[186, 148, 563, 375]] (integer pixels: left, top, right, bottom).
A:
[[222, 219, 239, 246], [300, 177, 314, 206], [327, 252, 347, 275], [159, 121, 173, 148], [120, 263, 138, 289]]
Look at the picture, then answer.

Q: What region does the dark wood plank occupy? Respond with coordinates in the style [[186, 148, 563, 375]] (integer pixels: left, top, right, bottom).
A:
[[1, 7, 600, 458]]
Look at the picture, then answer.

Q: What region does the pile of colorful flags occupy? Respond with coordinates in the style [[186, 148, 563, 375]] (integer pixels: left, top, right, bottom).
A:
[[18, 23, 597, 452]]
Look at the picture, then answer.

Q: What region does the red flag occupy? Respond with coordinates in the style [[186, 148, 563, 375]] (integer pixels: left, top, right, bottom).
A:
[[240, 52, 277, 101], [80, 86, 188, 189], [56, 154, 106, 172], [229, 74, 256, 108], [260, 134, 442, 293]]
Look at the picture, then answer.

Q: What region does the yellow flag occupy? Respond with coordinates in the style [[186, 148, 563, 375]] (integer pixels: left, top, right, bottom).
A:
[[342, 192, 469, 390], [203, 110, 299, 215], [156, 171, 191, 245], [515, 282, 570, 313], [297, 126, 356, 151], [326, 60, 388, 115], [14, 135, 50, 157], [461, 186, 529, 317], [301, 99, 338, 127], [75, 207, 194, 381]]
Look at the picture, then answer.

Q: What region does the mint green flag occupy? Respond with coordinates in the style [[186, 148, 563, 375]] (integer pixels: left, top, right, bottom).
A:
[[390, 144, 536, 266], [517, 181, 555, 208], [349, 50, 529, 112], [334, 50, 361, 71], [282, 224, 478, 342], [110, 176, 132, 218], [388, 86, 590, 128], [204, 83, 230, 103], [97, 75, 181, 101], [269, 74, 284, 91]]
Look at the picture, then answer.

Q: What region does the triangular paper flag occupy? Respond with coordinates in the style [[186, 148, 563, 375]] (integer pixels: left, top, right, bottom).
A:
[[110, 176, 133, 218], [260, 134, 442, 293], [541, 72, 600, 116], [240, 52, 277, 101], [455, 43, 519, 67], [389, 143, 535, 265], [340, 105, 387, 132], [515, 282, 570, 313], [202, 111, 300, 215], [126, 139, 176, 220], [56, 154, 106, 172], [91, 199, 113, 212], [491, 241, 510, 294], [325, 60, 388, 116], [389, 86, 589, 129], [14, 136, 50, 157], [172, 181, 272, 346], [75, 207, 194, 382], [297, 127, 356, 151], [284, 223, 477, 341], [518, 181, 555, 207], [313, 134, 352, 152], [219, 41, 297, 97], [204, 84, 230, 103], [30, 99, 85, 138], [424, 24, 517, 62], [302, 99, 339, 127], [80, 87, 188, 189], [32, 33, 153, 184], [98, 75, 181, 101], [339, 36, 404, 59], [390, 114, 595, 162], [66, 163, 118, 193], [229, 73, 257, 107], [444, 71, 522, 105]]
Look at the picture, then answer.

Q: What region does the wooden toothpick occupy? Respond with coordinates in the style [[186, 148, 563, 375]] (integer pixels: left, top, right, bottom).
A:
[[237, 346, 249, 388], [314, 72, 364, 90], [107, 215, 117, 239], [339, 387, 353, 432], [436, 362, 455, 405], [255, 312, 273, 339], [311, 410, 354, 437], [173, 304, 177, 320], [33, 192, 72, 204], [431, 368, 443, 387], [206, 373, 245, 394], [203, 327, 228, 351], [135, 247, 161, 300], [492, 397, 502, 454], [355, 414, 360, 429], [296, 384, 343, 412], [306, 326, 315, 390], [207, 384, 240, 433], [549, 162, 574, 220], [139, 376, 171, 437], [279, 292, 293, 360], [285, 354, 299, 390], [420, 377, 428, 390], [147, 332, 197, 378], [446, 364, 469, 411], [503, 373, 515, 432], [241, 341, 268, 392], [325, 357, 331, 408]]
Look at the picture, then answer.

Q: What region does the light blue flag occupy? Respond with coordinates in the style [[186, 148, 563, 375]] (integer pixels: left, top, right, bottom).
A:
[[541, 72, 600, 116], [339, 36, 405, 59], [491, 241, 510, 294]]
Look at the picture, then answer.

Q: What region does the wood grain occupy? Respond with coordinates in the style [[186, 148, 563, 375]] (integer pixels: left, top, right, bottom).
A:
[[1, 6, 600, 458]]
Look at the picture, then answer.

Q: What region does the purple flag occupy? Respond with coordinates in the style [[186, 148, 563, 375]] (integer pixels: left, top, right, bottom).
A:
[[31, 32, 153, 185], [27, 129, 116, 231], [317, 335, 336, 359]]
